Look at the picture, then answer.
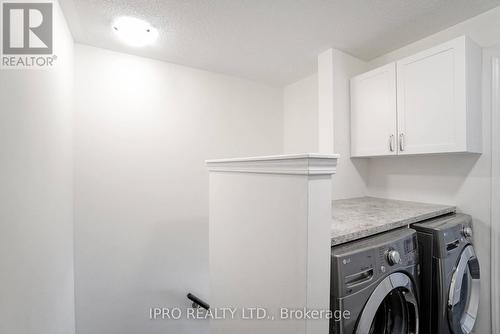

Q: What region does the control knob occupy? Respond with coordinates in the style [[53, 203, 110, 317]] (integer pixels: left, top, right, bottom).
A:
[[386, 250, 401, 266], [463, 226, 473, 238]]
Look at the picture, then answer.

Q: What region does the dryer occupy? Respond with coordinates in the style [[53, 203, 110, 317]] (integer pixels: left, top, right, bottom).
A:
[[412, 213, 480, 334], [330, 228, 420, 334]]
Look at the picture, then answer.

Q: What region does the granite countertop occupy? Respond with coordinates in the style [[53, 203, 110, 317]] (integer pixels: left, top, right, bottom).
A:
[[331, 197, 456, 246]]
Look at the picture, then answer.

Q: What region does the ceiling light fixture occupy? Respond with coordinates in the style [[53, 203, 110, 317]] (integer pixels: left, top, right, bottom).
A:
[[112, 16, 158, 47]]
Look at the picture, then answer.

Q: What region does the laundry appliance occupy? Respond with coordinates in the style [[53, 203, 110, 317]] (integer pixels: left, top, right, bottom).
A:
[[330, 228, 420, 333], [412, 213, 480, 334]]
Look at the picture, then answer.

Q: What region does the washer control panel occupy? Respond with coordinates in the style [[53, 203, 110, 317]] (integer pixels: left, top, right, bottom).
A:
[[441, 218, 474, 255], [413, 213, 474, 258], [331, 228, 418, 297]]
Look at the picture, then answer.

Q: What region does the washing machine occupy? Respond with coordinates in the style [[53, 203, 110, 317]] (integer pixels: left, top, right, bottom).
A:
[[330, 228, 420, 334], [412, 213, 480, 334]]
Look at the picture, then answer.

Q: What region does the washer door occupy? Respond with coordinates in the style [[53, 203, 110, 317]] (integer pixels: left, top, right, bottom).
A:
[[355, 272, 419, 334], [448, 245, 480, 334]]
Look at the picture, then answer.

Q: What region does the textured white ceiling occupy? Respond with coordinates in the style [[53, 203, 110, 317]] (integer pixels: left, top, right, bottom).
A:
[[60, 0, 500, 85]]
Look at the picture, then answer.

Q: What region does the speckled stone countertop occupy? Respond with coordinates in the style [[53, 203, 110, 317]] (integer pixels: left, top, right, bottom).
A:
[[331, 197, 456, 246]]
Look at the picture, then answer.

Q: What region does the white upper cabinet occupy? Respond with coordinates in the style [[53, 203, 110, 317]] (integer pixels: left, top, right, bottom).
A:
[[351, 63, 397, 157], [350, 36, 482, 157], [396, 36, 482, 155]]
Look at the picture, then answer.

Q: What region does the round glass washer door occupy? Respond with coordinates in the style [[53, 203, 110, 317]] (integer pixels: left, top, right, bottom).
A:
[[448, 245, 480, 334], [355, 272, 419, 334]]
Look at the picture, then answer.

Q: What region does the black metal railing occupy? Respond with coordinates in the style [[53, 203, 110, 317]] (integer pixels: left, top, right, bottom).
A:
[[187, 293, 210, 310]]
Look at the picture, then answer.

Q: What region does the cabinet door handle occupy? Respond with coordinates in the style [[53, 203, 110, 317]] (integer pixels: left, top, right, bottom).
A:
[[389, 135, 395, 152], [399, 133, 405, 151]]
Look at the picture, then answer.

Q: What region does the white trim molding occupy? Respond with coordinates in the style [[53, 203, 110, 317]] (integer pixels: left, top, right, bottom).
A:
[[206, 153, 339, 175], [490, 50, 500, 334]]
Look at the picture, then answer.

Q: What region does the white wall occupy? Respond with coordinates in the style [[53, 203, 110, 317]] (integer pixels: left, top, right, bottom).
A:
[[318, 50, 335, 154], [283, 74, 318, 153], [284, 50, 369, 200], [0, 2, 76, 334], [330, 50, 368, 200], [369, 6, 500, 68], [489, 46, 500, 334], [364, 8, 500, 333], [73, 44, 283, 334]]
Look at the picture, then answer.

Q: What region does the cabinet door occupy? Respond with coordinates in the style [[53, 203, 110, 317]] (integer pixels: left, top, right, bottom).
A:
[[350, 63, 397, 157], [396, 38, 467, 155]]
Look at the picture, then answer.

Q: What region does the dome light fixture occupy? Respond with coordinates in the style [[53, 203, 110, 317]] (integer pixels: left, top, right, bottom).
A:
[[112, 16, 158, 47]]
